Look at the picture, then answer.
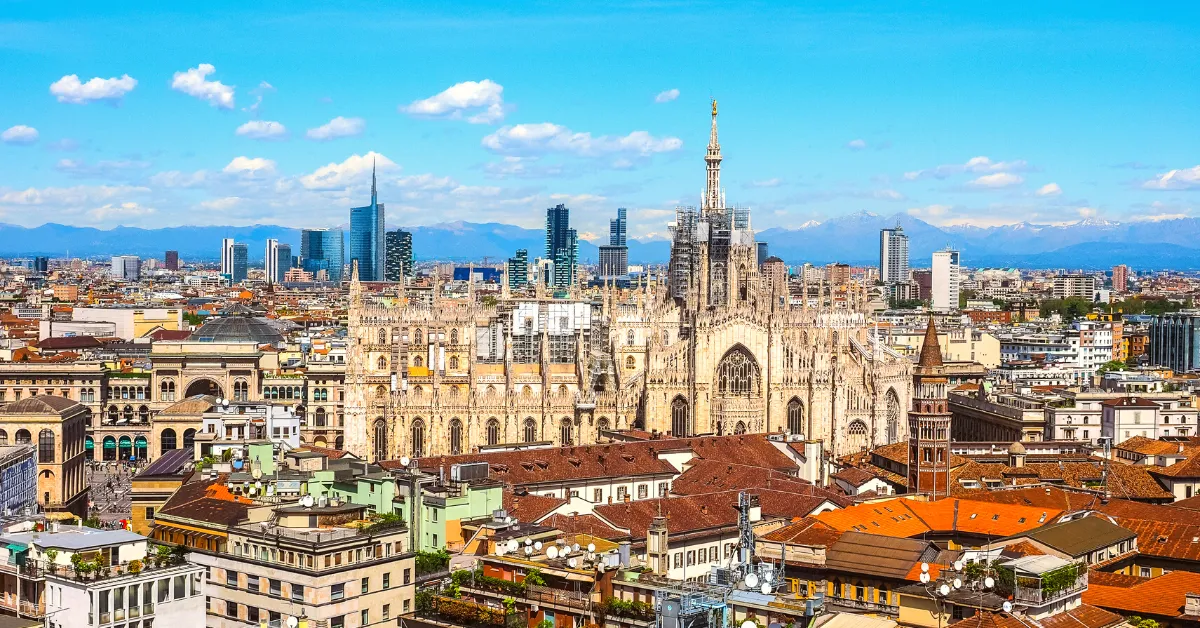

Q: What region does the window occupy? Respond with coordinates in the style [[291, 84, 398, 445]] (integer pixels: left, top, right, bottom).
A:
[[383, 573, 390, 590], [331, 616, 345, 628], [403, 568, 412, 585], [291, 584, 304, 603], [361, 610, 369, 625], [1140, 567, 1151, 578], [361, 577, 369, 594], [403, 599, 411, 613], [687, 551, 695, 566], [487, 419, 500, 446], [38, 429, 55, 463], [524, 418, 537, 443], [617, 486, 627, 500], [637, 484, 648, 499], [145, 507, 154, 520], [173, 575, 185, 600], [332, 583, 345, 601], [674, 553, 683, 568], [593, 488, 603, 502], [269, 579, 281, 597], [658, 483, 669, 497], [383, 604, 391, 620], [226, 570, 238, 587]]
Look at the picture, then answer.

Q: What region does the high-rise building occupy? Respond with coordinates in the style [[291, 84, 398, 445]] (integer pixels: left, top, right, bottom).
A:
[[385, 229, 413, 281], [164, 250, 179, 271], [1053, 274, 1097, 300], [826, 262, 851, 287], [300, 228, 344, 282], [265, 239, 291, 284], [545, 204, 577, 288], [879, 225, 909, 284], [599, 208, 629, 279], [911, 269, 933, 301], [756, 242, 769, 267], [349, 163, 385, 282], [507, 249, 528, 289], [609, 207, 627, 246], [32, 257, 49, 273], [1112, 264, 1130, 293], [230, 243, 248, 284], [931, 248, 961, 312], [908, 318, 952, 497], [110, 255, 140, 281], [221, 238, 235, 277]]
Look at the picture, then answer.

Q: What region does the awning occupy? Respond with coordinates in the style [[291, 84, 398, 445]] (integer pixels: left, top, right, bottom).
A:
[[134, 436, 148, 447], [85, 438, 94, 450], [5, 543, 27, 553], [103, 438, 116, 449], [119, 436, 132, 447]]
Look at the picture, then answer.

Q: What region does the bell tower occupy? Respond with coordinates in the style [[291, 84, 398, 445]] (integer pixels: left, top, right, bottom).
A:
[[908, 317, 953, 497]]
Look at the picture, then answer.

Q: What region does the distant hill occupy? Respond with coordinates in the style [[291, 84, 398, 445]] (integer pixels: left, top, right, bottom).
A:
[[4, 214, 1200, 269]]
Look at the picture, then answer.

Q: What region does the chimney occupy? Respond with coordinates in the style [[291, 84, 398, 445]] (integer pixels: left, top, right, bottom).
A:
[[1184, 593, 1200, 617], [700, 504, 708, 514]]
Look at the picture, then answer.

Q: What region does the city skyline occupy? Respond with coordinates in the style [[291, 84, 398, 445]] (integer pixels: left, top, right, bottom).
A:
[[1, 2, 1198, 244]]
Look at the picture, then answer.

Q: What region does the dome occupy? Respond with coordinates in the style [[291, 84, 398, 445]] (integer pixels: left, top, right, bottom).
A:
[[2, 395, 83, 415], [1008, 441, 1027, 455], [189, 316, 285, 344]]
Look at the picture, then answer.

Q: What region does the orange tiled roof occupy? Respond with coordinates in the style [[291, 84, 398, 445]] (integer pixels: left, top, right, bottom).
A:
[[814, 497, 1060, 538], [1083, 569, 1200, 619]]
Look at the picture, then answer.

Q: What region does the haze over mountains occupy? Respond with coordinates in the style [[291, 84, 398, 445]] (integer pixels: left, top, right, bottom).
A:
[[4, 211, 1198, 269]]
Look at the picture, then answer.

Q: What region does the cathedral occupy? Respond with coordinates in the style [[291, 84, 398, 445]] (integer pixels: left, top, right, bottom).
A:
[[344, 103, 913, 462]]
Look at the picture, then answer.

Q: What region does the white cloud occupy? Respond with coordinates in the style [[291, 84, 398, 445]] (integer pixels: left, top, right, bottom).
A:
[[223, 156, 276, 177], [874, 189, 905, 200], [243, 81, 275, 114], [55, 158, 151, 178], [299, 151, 396, 190], [904, 156, 1028, 180], [170, 64, 235, 109], [482, 123, 682, 157], [1036, 182, 1062, 196], [88, 202, 156, 222], [198, 197, 243, 211], [1, 125, 38, 145], [846, 138, 867, 150], [46, 138, 80, 151], [1129, 212, 1191, 222], [1076, 207, 1099, 219], [49, 74, 137, 105], [966, 172, 1024, 188], [746, 178, 783, 188], [654, 89, 680, 103], [401, 79, 505, 124], [0, 185, 150, 215], [150, 170, 209, 188], [236, 120, 287, 140], [1142, 165, 1200, 190], [306, 116, 365, 141]]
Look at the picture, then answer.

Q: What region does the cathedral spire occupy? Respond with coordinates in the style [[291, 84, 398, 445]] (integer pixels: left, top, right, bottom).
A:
[[704, 99, 723, 212]]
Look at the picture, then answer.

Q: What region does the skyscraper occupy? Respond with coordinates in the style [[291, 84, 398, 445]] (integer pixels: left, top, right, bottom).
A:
[[545, 204, 577, 288], [300, 228, 344, 282], [221, 238, 235, 277], [1112, 264, 1130, 293], [32, 257, 48, 273], [931, 248, 961, 311], [265, 239, 291, 284], [110, 256, 140, 281], [385, 229, 413, 281], [599, 207, 629, 279], [879, 225, 909, 284], [507, 249, 528, 289], [164, 250, 179, 271], [231, 243, 248, 284], [349, 162, 385, 282]]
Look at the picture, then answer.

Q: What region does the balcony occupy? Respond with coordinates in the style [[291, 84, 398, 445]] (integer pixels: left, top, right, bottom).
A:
[[0, 597, 46, 618], [998, 558, 1088, 608], [826, 595, 899, 616]]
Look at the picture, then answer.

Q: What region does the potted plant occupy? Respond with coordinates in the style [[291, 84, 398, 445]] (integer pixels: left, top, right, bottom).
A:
[[128, 559, 142, 575]]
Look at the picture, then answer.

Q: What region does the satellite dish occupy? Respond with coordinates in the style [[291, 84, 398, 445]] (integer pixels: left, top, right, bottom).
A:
[[760, 583, 771, 595], [301, 495, 314, 507], [223, 398, 230, 407], [745, 573, 759, 589], [507, 540, 518, 552], [953, 578, 963, 589], [984, 576, 995, 589], [546, 546, 558, 559], [953, 560, 964, 571], [568, 557, 577, 568], [742, 621, 757, 628], [505, 517, 513, 524], [534, 541, 543, 551], [496, 545, 506, 556], [525, 538, 532, 546], [254, 481, 263, 489], [525, 547, 533, 555], [920, 573, 930, 584], [938, 584, 950, 597], [400, 456, 411, 467], [764, 572, 774, 583], [288, 618, 299, 628], [573, 543, 580, 552], [266, 486, 275, 496], [1002, 601, 1013, 613], [587, 543, 596, 552], [921, 562, 929, 573]]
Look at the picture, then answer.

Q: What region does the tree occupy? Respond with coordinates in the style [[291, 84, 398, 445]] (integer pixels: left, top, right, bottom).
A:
[[1098, 360, 1126, 373]]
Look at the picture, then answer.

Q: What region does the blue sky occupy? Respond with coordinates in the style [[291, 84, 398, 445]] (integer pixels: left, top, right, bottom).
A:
[[2, 1, 1199, 241]]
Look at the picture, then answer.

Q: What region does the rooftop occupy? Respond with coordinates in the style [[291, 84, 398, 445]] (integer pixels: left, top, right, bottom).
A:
[[2, 525, 144, 552]]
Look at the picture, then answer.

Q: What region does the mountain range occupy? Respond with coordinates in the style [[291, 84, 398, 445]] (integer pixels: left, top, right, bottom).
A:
[[3, 212, 1199, 269]]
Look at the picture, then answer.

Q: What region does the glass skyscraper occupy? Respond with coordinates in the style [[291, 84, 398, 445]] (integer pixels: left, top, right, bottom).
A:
[[545, 204, 577, 289], [231, 243, 248, 284], [349, 163, 385, 282], [301, 228, 345, 282], [385, 229, 413, 281]]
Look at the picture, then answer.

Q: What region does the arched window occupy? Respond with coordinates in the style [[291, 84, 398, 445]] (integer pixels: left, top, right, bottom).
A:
[[451, 329, 459, 344], [560, 419, 572, 446], [138, 405, 149, 422], [118, 436, 132, 460], [378, 328, 388, 345], [102, 435, 116, 461], [414, 356, 424, 367], [672, 396, 689, 437], [315, 407, 327, 427], [663, 330, 670, 345], [787, 398, 804, 435], [123, 405, 134, 422], [627, 330, 635, 346], [183, 429, 196, 451], [375, 385, 387, 398], [108, 406, 118, 422], [0, 430, 7, 446], [597, 417, 610, 438], [377, 356, 387, 370], [414, 329, 423, 345], [374, 419, 388, 461], [716, 346, 760, 396], [886, 389, 901, 443], [487, 419, 500, 446], [411, 419, 425, 457], [160, 428, 177, 453], [15, 429, 31, 444], [625, 356, 636, 370], [449, 356, 459, 370], [38, 429, 55, 463], [734, 421, 747, 435], [524, 418, 537, 443], [847, 420, 869, 453], [449, 419, 463, 455]]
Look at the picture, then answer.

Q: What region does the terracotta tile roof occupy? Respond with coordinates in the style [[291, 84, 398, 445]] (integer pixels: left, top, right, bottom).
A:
[[948, 611, 1030, 628], [815, 498, 931, 537], [298, 444, 355, 460], [831, 467, 877, 487], [1107, 517, 1200, 563], [540, 513, 620, 538], [760, 518, 843, 547], [1173, 493, 1200, 510], [502, 491, 566, 523], [157, 473, 252, 528], [1036, 604, 1125, 628], [1101, 397, 1162, 408], [949, 460, 1173, 501], [671, 460, 850, 505], [1151, 453, 1200, 478], [956, 486, 1103, 511], [814, 497, 1060, 538], [1001, 540, 1047, 557], [1083, 569, 1200, 619], [1115, 435, 1200, 457], [1086, 570, 1148, 588], [594, 489, 836, 540]]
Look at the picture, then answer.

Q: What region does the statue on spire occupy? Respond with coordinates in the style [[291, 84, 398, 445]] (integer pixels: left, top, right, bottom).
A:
[[704, 100, 723, 212]]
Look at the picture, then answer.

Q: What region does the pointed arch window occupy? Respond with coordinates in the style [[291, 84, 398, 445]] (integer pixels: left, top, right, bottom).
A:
[[716, 347, 760, 396], [449, 419, 463, 455], [410, 419, 424, 457], [671, 396, 689, 437], [374, 419, 388, 461], [524, 418, 537, 443], [487, 419, 500, 446], [378, 328, 387, 345], [560, 419, 572, 446], [787, 398, 804, 435]]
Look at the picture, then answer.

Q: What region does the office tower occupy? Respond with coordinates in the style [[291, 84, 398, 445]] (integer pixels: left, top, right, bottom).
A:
[[507, 249, 528, 289], [265, 239, 291, 284], [221, 238, 235, 277], [164, 250, 179, 271], [231, 243, 248, 284], [1112, 264, 1130, 293], [912, 269, 933, 301], [931, 249, 961, 311], [545, 204, 577, 289], [609, 207, 627, 246], [826, 263, 851, 287], [756, 242, 769, 267], [879, 225, 909, 284], [385, 229, 413, 282], [349, 162, 385, 282], [32, 257, 49, 273], [1053, 274, 1097, 299], [110, 256, 140, 281], [300, 228, 345, 282]]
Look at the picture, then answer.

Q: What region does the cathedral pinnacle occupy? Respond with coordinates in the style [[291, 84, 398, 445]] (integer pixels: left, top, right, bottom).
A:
[[704, 100, 723, 211]]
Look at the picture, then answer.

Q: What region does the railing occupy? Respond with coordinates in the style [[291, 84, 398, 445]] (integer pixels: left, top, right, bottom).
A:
[[0, 598, 46, 617], [1013, 574, 1088, 606], [826, 595, 899, 615], [526, 584, 593, 610], [0, 560, 45, 579]]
